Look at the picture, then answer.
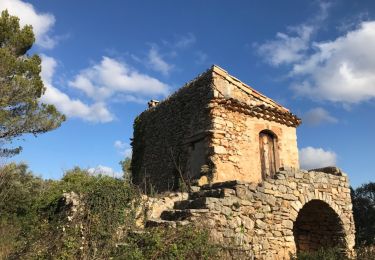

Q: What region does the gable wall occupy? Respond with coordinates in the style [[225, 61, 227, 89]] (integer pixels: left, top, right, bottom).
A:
[[207, 72, 299, 184]]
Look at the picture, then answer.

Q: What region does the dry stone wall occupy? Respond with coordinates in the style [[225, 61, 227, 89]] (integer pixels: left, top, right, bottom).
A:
[[132, 70, 214, 192], [132, 66, 301, 191], [207, 69, 299, 184], [145, 168, 355, 259]]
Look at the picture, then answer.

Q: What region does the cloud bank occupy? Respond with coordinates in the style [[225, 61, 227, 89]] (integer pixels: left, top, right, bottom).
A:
[[291, 21, 375, 104], [257, 3, 375, 105], [41, 55, 114, 123], [69, 56, 169, 101], [299, 146, 337, 169]]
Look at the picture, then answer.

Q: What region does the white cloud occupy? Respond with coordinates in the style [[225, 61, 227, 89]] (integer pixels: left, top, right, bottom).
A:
[[174, 33, 196, 49], [0, 0, 56, 48], [292, 21, 375, 104], [112, 94, 148, 104], [255, 2, 330, 66], [40, 55, 114, 123], [88, 165, 122, 178], [299, 146, 337, 169], [114, 140, 132, 158], [69, 56, 169, 100], [256, 25, 314, 66], [303, 107, 338, 126], [147, 46, 174, 75], [257, 2, 375, 105]]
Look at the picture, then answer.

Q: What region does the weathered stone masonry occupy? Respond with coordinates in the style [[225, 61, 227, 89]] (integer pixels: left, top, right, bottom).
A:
[[132, 66, 301, 191], [132, 71, 213, 191], [144, 168, 355, 259], [132, 65, 355, 258]]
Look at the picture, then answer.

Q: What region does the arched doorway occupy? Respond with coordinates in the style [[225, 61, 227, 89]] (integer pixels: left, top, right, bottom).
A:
[[293, 200, 346, 253], [259, 130, 278, 179]]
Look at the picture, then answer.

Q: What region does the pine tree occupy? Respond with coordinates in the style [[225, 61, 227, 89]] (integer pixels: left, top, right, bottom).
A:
[[0, 10, 65, 157]]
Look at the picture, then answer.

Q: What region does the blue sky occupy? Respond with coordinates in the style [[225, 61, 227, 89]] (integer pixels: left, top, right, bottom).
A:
[[1, 0, 375, 187]]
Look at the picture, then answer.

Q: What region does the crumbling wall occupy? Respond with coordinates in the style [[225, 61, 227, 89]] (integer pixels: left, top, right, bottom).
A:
[[131, 70, 214, 192]]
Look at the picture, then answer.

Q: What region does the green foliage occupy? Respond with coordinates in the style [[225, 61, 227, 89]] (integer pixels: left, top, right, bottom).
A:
[[120, 157, 132, 180], [131, 115, 145, 185], [355, 245, 375, 260], [0, 163, 45, 215], [0, 163, 219, 259], [0, 10, 65, 157], [0, 163, 48, 259], [351, 183, 375, 246], [290, 247, 345, 260], [290, 246, 375, 260], [114, 226, 219, 260], [12, 167, 140, 259]]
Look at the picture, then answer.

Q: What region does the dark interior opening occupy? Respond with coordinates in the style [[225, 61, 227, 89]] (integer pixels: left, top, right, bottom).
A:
[[293, 200, 346, 253]]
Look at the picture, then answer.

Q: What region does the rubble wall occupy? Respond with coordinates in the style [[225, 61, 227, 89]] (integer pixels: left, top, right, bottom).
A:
[[208, 70, 299, 184], [183, 169, 355, 259], [131, 71, 214, 192], [132, 66, 301, 191]]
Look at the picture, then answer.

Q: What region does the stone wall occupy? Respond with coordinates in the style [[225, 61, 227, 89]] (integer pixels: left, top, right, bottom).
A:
[[145, 168, 355, 259], [131, 70, 214, 192], [132, 65, 301, 191], [207, 67, 299, 185]]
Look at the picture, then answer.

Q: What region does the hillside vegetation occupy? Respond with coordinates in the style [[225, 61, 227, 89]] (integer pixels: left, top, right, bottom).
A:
[[0, 163, 219, 259], [0, 163, 374, 260]]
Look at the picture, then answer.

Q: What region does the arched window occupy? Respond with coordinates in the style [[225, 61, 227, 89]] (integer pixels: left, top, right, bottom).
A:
[[259, 130, 278, 179]]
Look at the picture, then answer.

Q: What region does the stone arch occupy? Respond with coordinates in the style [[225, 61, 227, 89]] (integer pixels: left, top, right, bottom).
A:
[[259, 129, 279, 179], [293, 199, 347, 253]]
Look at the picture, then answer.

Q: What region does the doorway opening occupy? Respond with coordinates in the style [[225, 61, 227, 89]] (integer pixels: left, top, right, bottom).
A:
[[259, 130, 278, 179]]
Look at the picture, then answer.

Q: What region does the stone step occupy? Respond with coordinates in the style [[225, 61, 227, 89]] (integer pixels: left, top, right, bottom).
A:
[[173, 197, 220, 210], [173, 200, 193, 209], [189, 197, 221, 209], [189, 186, 237, 199], [160, 209, 210, 221], [200, 180, 246, 190], [145, 219, 190, 228]]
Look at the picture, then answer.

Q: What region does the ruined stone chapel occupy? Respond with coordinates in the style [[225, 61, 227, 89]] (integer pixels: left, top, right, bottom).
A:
[[131, 65, 355, 259]]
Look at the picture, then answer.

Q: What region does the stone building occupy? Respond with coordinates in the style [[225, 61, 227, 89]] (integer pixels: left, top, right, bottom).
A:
[[132, 66, 355, 258], [132, 65, 300, 191]]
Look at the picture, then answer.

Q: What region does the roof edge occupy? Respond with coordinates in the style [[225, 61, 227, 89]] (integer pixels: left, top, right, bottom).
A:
[[210, 64, 289, 112]]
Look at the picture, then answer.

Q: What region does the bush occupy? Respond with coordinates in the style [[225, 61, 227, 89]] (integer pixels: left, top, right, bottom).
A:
[[0, 164, 219, 259], [114, 226, 219, 260]]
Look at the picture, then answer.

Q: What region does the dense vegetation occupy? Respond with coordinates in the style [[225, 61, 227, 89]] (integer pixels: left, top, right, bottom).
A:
[[0, 163, 219, 259], [0, 163, 374, 259], [351, 183, 375, 246]]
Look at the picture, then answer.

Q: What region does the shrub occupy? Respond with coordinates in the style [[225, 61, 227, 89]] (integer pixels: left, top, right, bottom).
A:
[[113, 226, 220, 260], [0, 164, 219, 259]]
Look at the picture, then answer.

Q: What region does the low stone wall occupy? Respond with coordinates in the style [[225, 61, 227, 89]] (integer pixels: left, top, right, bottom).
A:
[[145, 168, 355, 259]]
